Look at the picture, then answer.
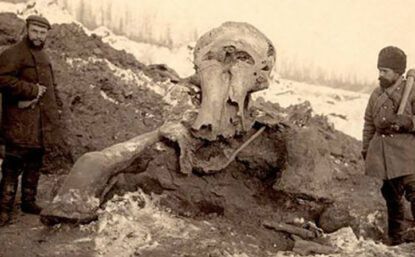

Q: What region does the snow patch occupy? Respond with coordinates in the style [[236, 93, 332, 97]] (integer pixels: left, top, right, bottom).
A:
[[93, 25, 195, 77], [100, 90, 118, 104], [276, 227, 414, 257], [89, 191, 200, 257], [253, 79, 369, 140]]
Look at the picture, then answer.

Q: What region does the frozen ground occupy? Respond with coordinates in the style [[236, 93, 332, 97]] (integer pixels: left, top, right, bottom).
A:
[[0, 1, 410, 257]]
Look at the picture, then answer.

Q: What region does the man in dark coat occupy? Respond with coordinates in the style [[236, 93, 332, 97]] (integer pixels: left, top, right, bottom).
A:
[[0, 15, 60, 226], [362, 46, 415, 245]]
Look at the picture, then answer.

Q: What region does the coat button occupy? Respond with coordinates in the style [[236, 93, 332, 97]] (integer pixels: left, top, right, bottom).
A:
[[383, 105, 387, 109], [382, 117, 386, 121], [382, 134, 386, 138]]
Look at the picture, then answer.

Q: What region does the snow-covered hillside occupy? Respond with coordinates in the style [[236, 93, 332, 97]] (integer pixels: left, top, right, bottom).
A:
[[92, 26, 195, 78]]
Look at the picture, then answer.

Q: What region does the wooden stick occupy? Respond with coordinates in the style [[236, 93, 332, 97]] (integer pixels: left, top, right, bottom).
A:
[[398, 69, 415, 114], [263, 220, 316, 240]]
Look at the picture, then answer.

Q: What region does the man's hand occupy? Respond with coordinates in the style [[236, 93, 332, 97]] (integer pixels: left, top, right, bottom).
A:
[[37, 84, 47, 98], [0, 144, 5, 160], [390, 114, 413, 132], [18, 84, 46, 109], [407, 69, 415, 79]]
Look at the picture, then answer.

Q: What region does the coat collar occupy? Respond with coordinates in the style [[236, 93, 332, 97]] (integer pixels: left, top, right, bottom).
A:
[[372, 77, 404, 118], [382, 76, 403, 95]]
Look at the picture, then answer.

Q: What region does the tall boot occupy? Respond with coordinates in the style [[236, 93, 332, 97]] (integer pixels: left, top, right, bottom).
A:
[[0, 168, 19, 226], [386, 199, 405, 245], [21, 167, 42, 215], [412, 202, 415, 221], [381, 180, 405, 245], [407, 202, 415, 241]]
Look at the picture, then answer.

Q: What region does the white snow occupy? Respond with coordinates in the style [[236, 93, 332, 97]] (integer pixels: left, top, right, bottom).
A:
[[99, 90, 118, 104], [276, 227, 414, 257], [90, 191, 201, 257], [253, 79, 369, 140], [92, 26, 195, 77]]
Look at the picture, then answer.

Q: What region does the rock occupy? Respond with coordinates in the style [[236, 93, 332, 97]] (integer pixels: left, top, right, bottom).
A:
[[0, 13, 24, 46], [93, 47, 103, 55], [318, 204, 354, 233], [144, 64, 181, 83], [273, 127, 333, 200]]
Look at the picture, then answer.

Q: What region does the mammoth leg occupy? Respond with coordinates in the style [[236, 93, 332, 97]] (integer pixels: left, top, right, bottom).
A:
[[40, 130, 161, 225]]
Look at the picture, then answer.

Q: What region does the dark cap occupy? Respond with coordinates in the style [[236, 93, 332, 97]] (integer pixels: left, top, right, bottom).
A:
[[377, 46, 406, 75], [26, 15, 51, 30]]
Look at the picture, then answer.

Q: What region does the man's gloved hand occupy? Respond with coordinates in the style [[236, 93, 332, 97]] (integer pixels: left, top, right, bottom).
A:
[[390, 114, 413, 133]]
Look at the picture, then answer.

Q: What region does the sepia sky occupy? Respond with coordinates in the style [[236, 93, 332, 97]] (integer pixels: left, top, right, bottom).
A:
[[62, 0, 415, 84]]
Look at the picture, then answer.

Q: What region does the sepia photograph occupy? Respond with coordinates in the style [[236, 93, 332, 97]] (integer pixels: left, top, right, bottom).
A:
[[0, 0, 415, 256]]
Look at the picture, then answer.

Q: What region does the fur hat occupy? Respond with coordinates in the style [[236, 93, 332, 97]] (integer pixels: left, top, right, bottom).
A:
[[26, 15, 51, 30], [377, 46, 406, 75]]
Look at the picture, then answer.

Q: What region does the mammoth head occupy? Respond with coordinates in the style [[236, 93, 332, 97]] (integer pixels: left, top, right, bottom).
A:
[[191, 21, 276, 140]]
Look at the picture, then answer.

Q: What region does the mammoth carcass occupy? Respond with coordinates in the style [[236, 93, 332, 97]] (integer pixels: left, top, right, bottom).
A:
[[40, 22, 283, 225]]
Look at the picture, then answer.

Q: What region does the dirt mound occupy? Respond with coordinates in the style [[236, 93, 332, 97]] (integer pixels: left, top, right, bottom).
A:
[[254, 99, 386, 239], [0, 12, 24, 47], [101, 98, 387, 255]]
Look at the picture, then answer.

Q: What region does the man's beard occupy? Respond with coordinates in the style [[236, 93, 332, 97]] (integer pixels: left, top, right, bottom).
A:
[[27, 36, 45, 50], [379, 76, 396, 89]]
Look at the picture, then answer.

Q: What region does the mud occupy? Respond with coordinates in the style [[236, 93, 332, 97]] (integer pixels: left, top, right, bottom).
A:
[[0, 174, 96, 257]]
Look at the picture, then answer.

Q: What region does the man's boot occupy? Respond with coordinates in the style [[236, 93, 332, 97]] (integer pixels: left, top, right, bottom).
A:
[[382, 180, 405, 245], [21, 167, 42, 215], [411, 201, 415, 221], [385, 199, 406, 245], [0, 171, 19, 226], [387, 217, 405, 245]]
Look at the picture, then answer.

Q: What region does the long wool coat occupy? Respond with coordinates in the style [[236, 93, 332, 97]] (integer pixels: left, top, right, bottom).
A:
[[0, 36, 60, 148], [363, 77, 415, 180]]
